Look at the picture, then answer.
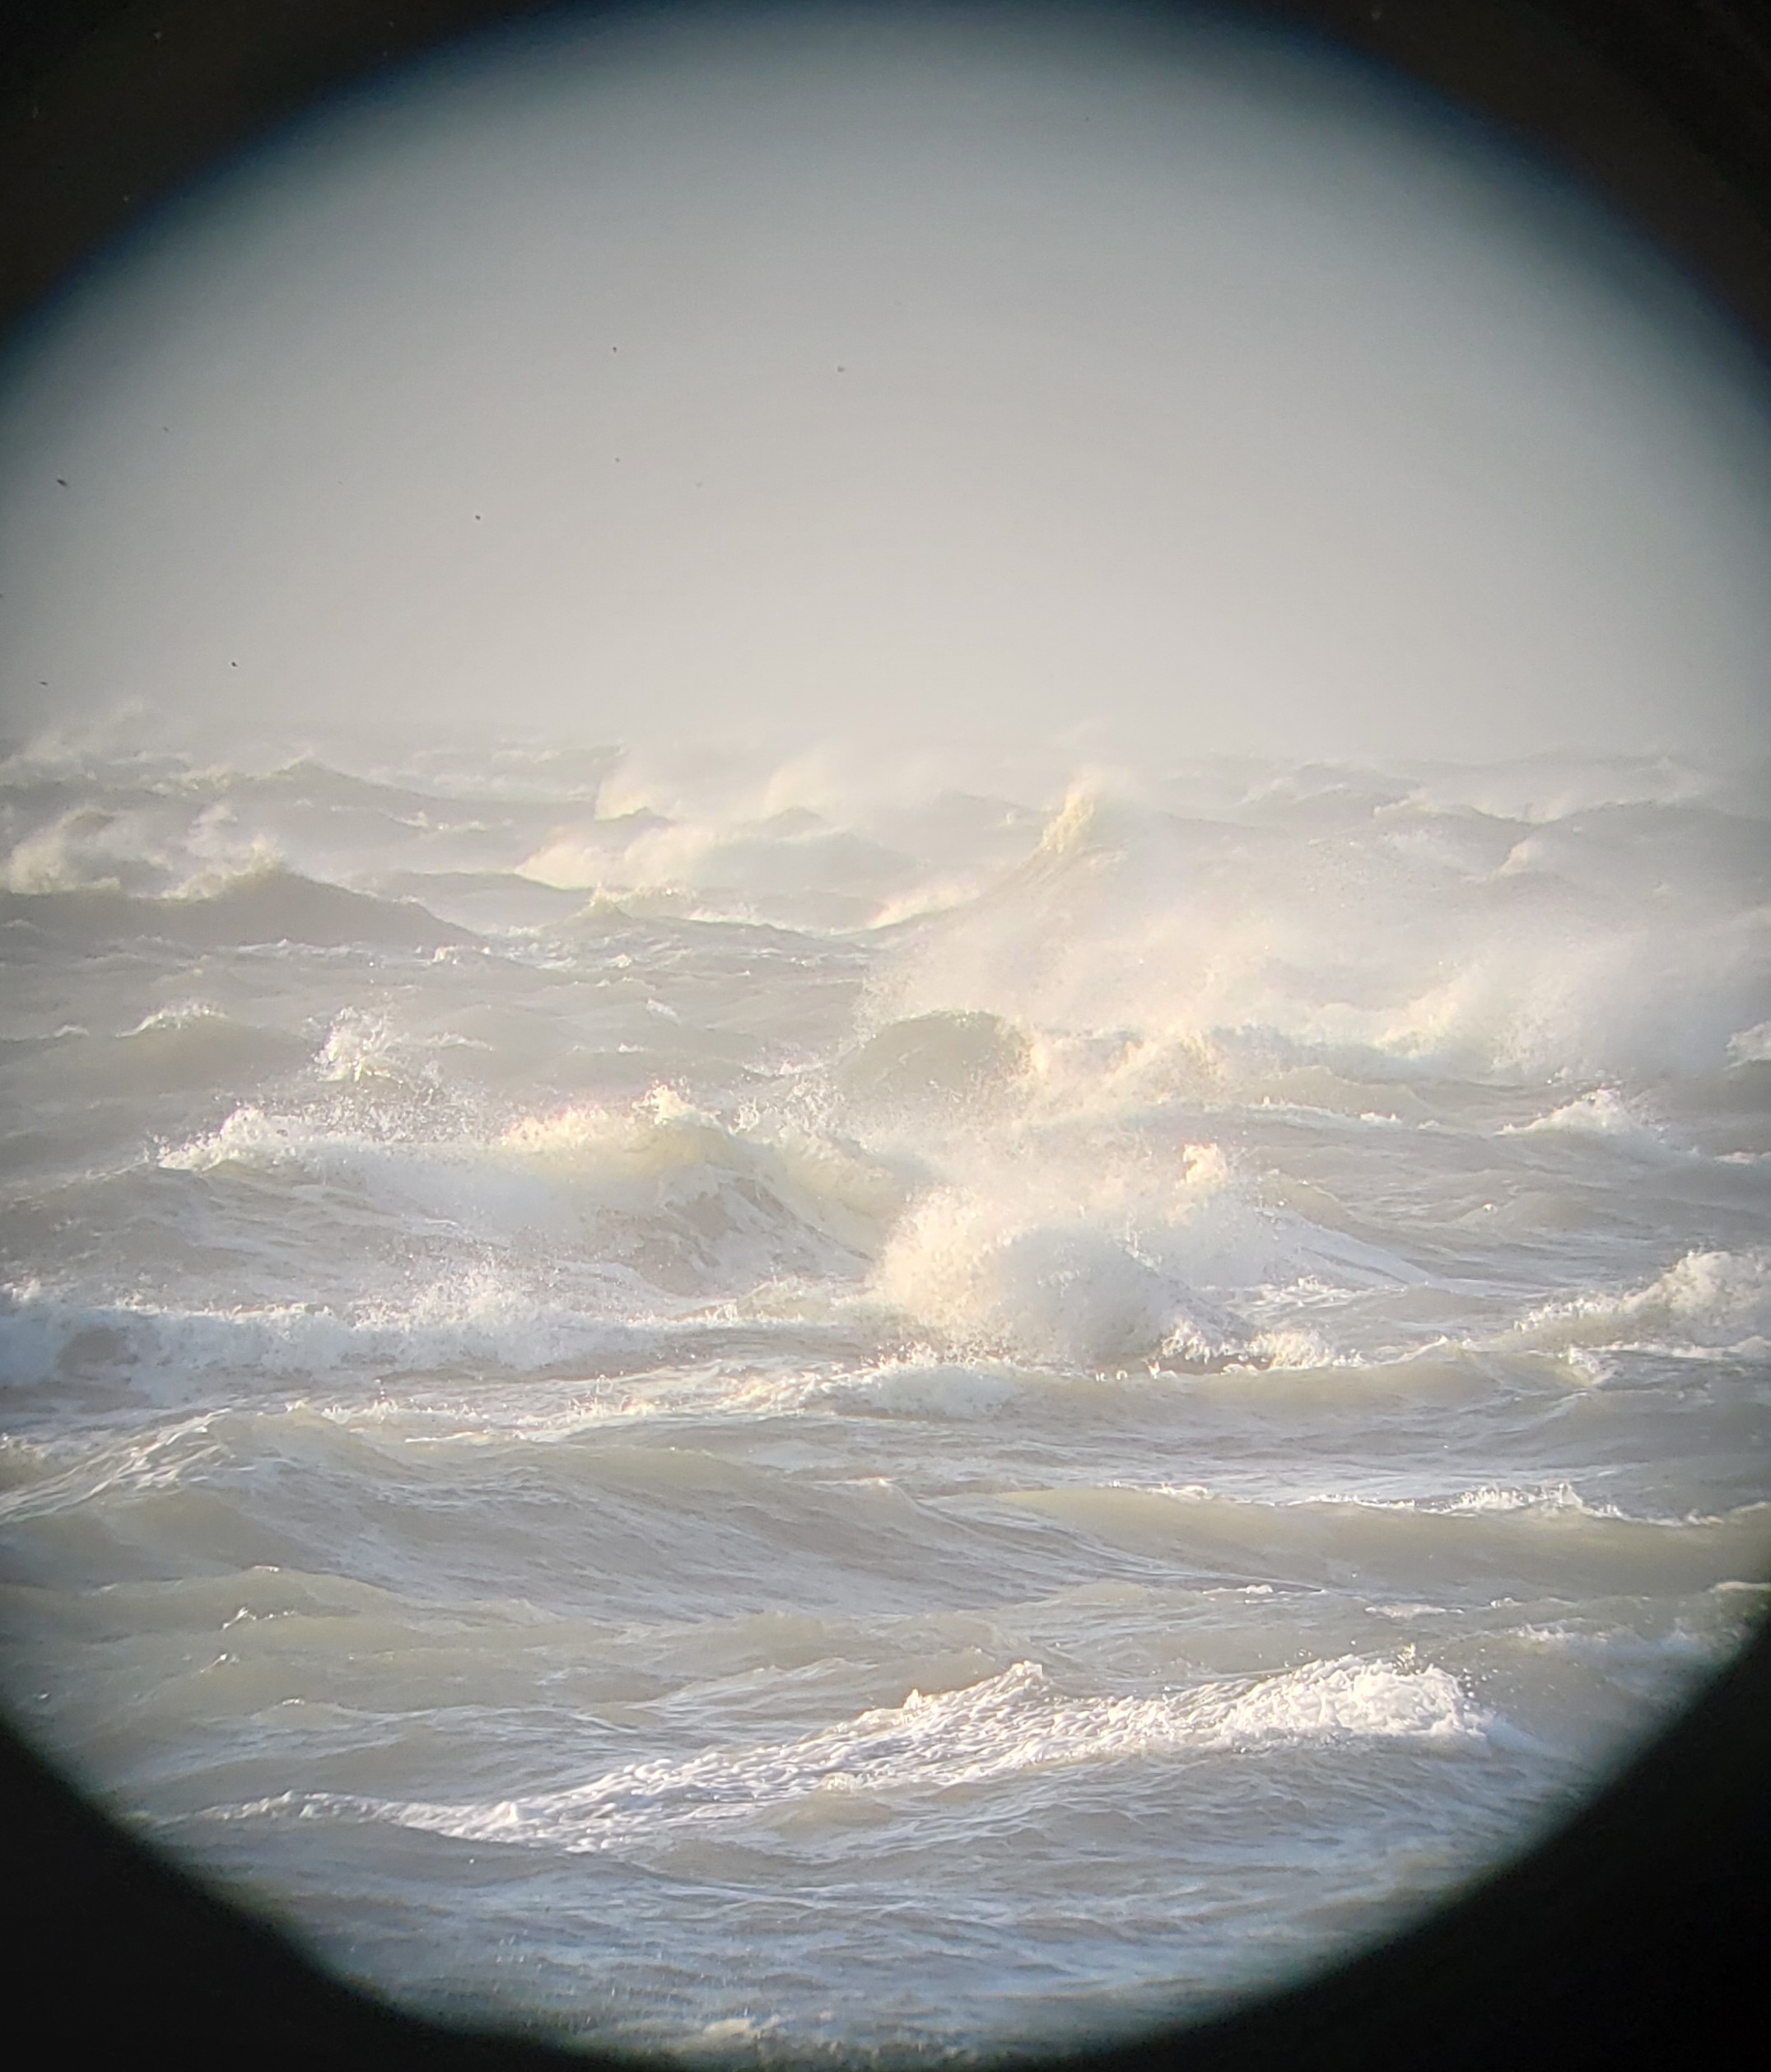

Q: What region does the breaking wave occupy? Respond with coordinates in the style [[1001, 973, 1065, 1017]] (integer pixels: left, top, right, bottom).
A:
[[0, 1272, 664, 1393], [218, 1652, 1495, 1852], [1510, 1249, 1771, 1357]]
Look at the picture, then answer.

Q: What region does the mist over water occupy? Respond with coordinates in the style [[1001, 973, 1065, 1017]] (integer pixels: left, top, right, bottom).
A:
[[5, 1, 1771, 759], [2, 1, 1771, 2060]]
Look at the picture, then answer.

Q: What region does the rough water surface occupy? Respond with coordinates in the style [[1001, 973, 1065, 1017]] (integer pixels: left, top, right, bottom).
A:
[[1, 726, 1768, 2060]]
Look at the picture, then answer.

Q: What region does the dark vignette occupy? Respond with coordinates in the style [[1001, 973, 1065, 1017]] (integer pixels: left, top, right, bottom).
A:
[[1, 2, 1768, 2064]]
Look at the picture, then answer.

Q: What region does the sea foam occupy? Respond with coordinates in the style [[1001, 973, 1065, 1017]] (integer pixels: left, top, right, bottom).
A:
[[217, 1652, 1494, 1854]]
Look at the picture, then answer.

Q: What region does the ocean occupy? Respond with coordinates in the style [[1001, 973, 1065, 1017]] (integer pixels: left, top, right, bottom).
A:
[[1, 723, 1767, 2060]]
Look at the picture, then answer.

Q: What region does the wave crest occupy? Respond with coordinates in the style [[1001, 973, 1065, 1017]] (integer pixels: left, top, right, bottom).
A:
[[214, 1651, 1493, 1854]]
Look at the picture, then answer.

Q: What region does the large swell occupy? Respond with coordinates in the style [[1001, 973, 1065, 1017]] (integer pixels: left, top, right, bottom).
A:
[[1, 726, 1768, 2059]]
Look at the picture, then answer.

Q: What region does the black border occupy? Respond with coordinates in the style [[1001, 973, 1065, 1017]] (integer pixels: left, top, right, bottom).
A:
[[2, 3, 1769, 2064]]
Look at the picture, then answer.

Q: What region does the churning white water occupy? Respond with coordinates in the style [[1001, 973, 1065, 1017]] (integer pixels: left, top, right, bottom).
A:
[[0, 721, 1766, 2057]]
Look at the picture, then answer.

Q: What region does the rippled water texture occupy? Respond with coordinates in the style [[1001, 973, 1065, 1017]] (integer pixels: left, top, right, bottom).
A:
[[2, 731, 1768, 2057]]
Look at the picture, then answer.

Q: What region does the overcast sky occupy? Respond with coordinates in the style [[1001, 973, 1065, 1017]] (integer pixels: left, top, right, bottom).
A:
[[2, 0, 1770, 765]]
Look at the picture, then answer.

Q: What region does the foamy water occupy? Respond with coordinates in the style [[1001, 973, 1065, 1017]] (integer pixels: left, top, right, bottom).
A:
[[2, 726, 1768, 2059]]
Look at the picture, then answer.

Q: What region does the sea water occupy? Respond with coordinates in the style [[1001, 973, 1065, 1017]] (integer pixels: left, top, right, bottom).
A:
[[1, 722, 1767, 2059]]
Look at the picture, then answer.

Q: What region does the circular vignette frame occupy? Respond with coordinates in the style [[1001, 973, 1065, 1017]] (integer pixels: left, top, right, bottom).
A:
[[1, 2, 1769, 2066]]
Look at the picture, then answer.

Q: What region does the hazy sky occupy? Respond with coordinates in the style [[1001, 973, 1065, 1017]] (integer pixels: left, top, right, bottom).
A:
[[2, 0, 1770, 763]]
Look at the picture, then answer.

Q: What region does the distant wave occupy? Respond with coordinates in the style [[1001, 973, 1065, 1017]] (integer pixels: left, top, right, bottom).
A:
[[0, 864, 470, 952]]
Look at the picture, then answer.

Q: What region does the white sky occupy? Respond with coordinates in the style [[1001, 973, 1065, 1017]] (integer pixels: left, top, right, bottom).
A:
[[2, 0, 1770, 764]]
